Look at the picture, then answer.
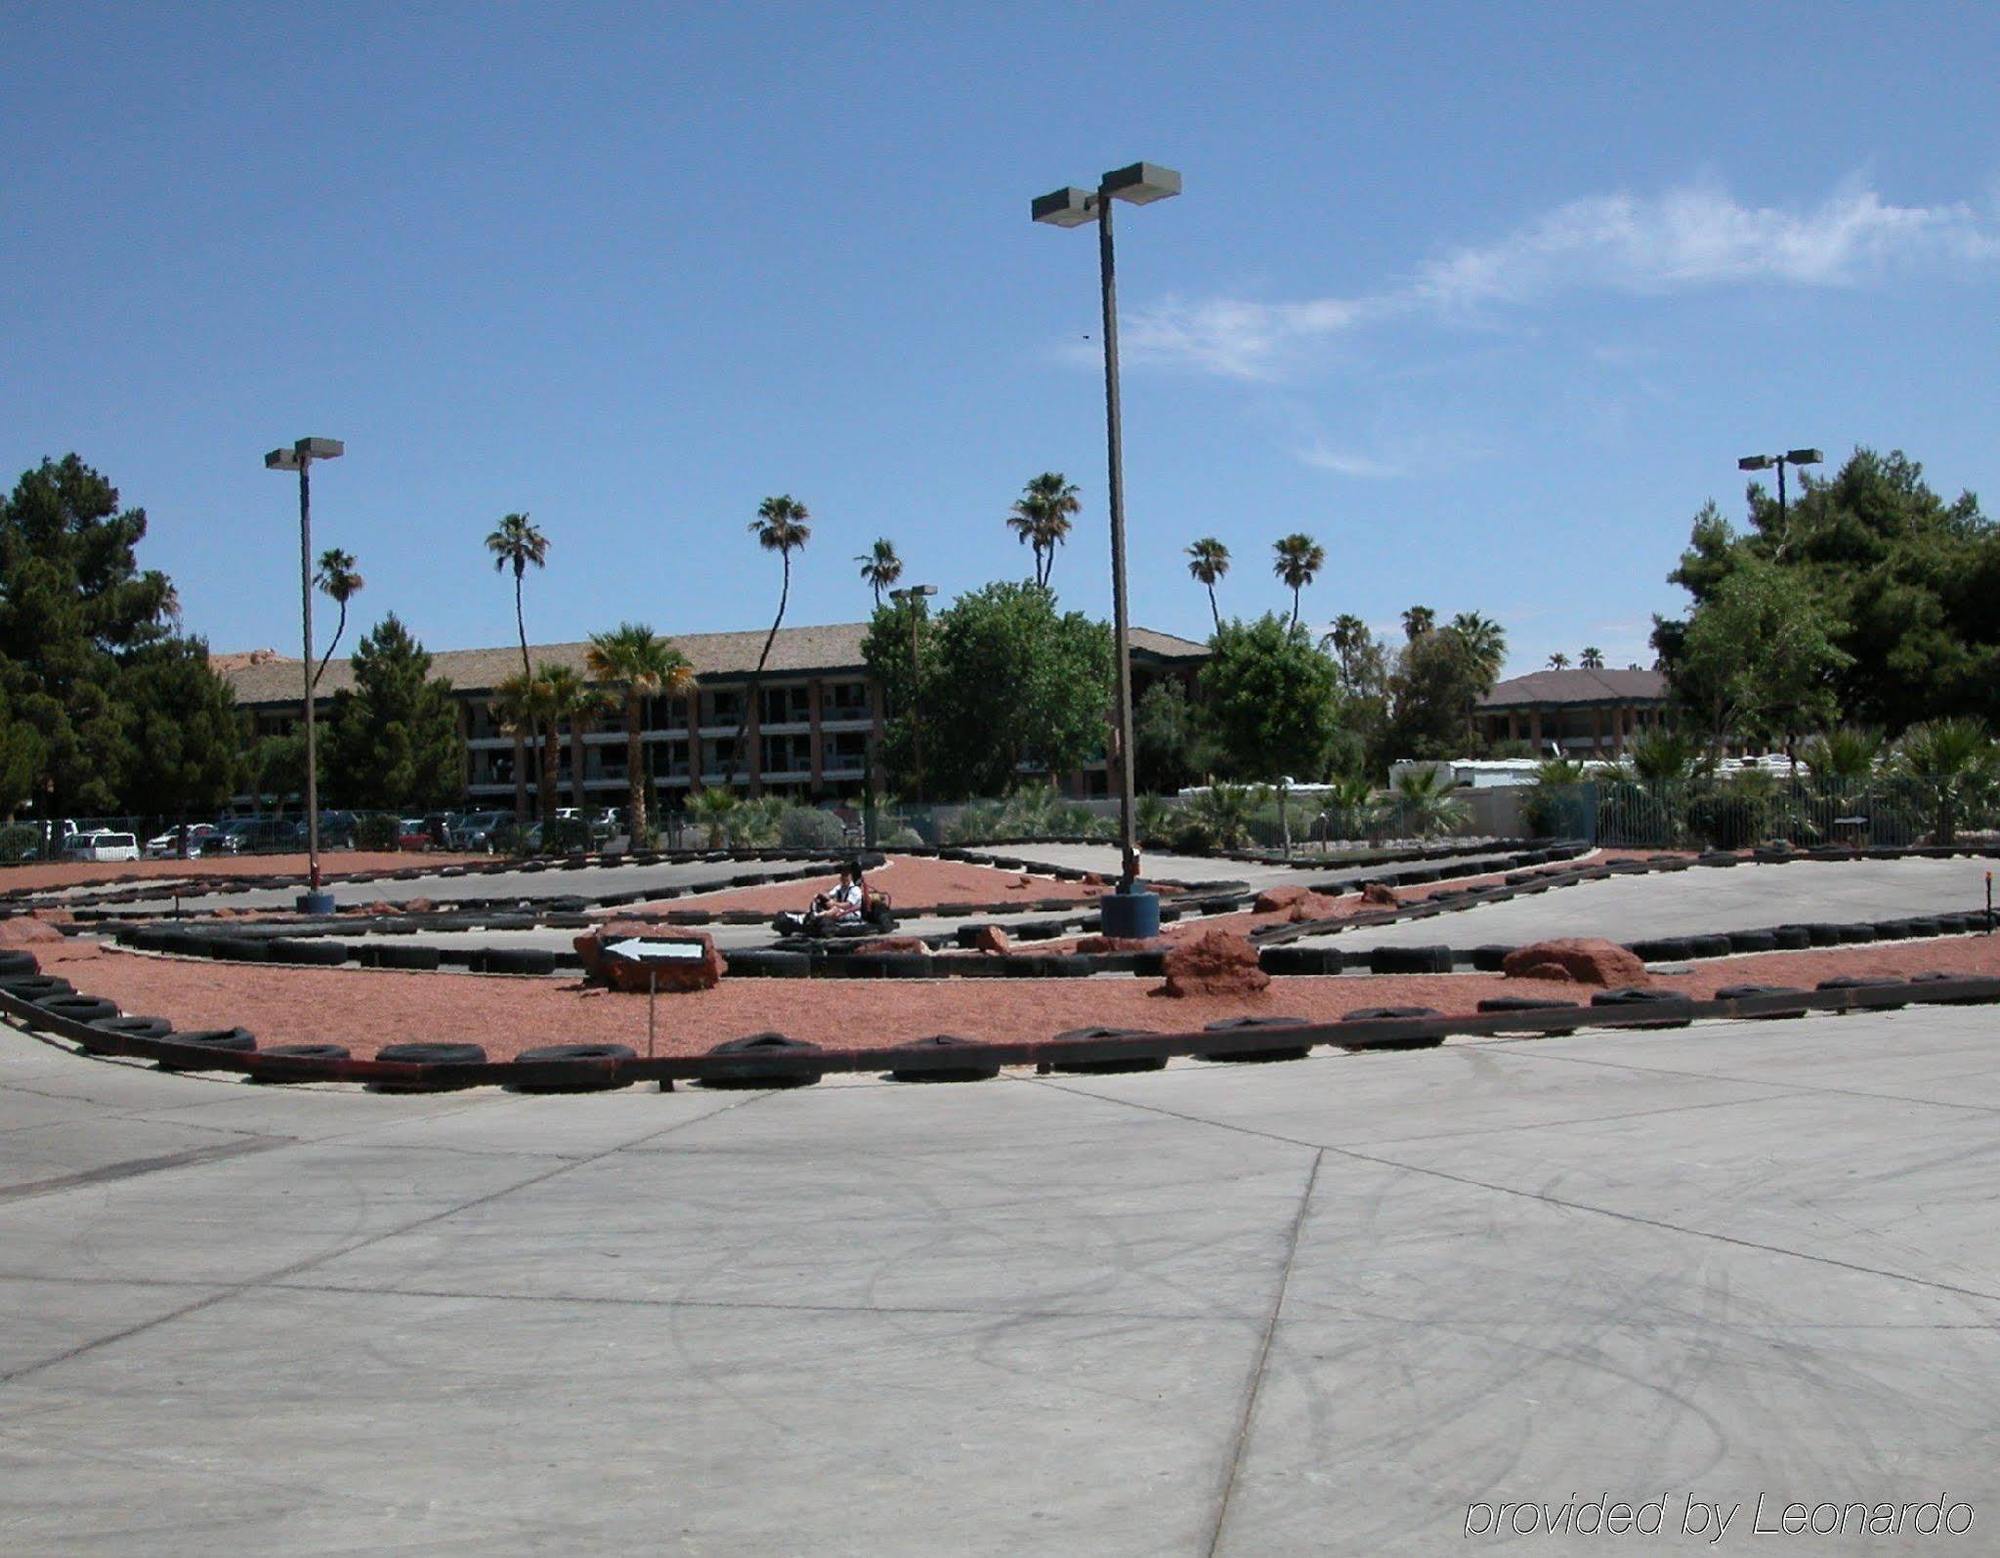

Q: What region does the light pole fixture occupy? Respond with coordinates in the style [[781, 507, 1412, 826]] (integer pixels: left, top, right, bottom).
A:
[[889, 585, 938, 805], [1032, 161, 1179, 940], [1737, 447, 1822, 534], [265, 436, 344, 913]]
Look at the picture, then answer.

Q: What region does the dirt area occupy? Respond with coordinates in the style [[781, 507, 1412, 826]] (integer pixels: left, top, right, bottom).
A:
[[619, 855, 1112, 916], [29, 927, 1999, 1064], [0, 851, 491, 895]]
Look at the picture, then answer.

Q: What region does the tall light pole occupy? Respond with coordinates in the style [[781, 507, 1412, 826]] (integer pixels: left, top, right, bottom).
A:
[[889, 584, 937, 805], [1738, 447, 1822, 551], [1033, 161, 1179, 939], [265, 436, 344, 913]]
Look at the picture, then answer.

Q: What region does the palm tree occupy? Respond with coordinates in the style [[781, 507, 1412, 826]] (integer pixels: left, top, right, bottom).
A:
[[1579, 646, 1605, 669], [1321, 613, 1369, 681], [1185, 538, 1230, 630], [733, 495, 812, 788], [856, 538, 903, 608], [689, 785, 740, 849], [1447, 612, 1507, 685], [1401, 605, 1436, 641], [1547, 652, 1571, 670], [1390, 767, 1470, 838], [539, 663, 602, 816], [491, 669, 554, 829], [312, 548, 364, 688], [1271, 534, 1325, 628], [1007, 473, 1081, 589], [484, 513, 549, 677], [586, 623, 696, 846], [1893, 718, 1997, 847]]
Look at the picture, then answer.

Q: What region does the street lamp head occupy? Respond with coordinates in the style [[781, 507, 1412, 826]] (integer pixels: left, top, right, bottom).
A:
[[1100, 161, 1181, 204], [296, 437, 344, 460], [1738, 455, 1774, 472], [1031, 186, 1097, 227], [890, 584, 938, 603], [265, 448, 301, 471], [1785, 448, 1823, 467]]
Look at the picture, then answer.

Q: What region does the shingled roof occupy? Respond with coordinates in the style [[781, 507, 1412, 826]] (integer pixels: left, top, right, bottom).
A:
[[217, 622, 1212, 705], [1477, 667, 1667, 708]]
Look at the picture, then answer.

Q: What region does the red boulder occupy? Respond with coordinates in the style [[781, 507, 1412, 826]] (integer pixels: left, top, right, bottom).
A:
[[1159, 930, 1270, 999], [575, 921, 727, 993], [1501, 938, 1649, 988]]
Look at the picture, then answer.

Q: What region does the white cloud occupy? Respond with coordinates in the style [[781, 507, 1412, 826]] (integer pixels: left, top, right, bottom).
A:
[[1121, 179, 1999, 381], [1295, 441, 1403, 479]]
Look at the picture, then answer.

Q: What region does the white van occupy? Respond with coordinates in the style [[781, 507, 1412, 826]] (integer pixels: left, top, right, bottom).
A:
[[71, 831, 140, 863]]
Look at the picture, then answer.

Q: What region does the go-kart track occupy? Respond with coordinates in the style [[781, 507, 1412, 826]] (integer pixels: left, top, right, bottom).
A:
[[4, 838, 1999, 1553]]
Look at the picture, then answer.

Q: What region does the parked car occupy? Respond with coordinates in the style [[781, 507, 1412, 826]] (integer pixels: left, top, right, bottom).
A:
[[144, 822, 235, 858], [396, 818, 435, 852], [221, 816, 305, 853], [67, 830, 140, 863], [318, 810, 360, 849], [451, 810, 512, 853]]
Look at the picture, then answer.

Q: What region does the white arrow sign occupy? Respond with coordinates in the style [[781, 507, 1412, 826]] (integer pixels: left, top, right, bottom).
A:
[[604, 938, 705, 963]]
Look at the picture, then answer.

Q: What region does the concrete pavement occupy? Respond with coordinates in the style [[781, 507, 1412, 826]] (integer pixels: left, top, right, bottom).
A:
[[4, 1002, 1998, 1553]]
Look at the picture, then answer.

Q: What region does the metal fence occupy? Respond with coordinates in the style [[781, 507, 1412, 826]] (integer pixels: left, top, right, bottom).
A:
[[1530, 776, 1998, 851]]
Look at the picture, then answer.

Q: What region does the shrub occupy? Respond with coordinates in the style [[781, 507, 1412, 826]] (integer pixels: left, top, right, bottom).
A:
[[779, 806, 847, 849], [881, 826, 924, 848], [353, 813, 400, 852]]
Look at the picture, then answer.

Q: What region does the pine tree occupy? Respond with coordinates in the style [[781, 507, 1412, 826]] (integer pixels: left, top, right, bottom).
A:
[[324, 615, 466, 811]]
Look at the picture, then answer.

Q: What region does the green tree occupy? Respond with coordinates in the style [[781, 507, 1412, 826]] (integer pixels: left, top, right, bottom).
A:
[[1007, 473, 1081, 590], [237, 727, 303, 817], [313, 548, 365, 688], [1133, 677, 1201, 795], [1659, 450, 1997, 734], [0, 682, 46, 820], [488, 670, 542, 822], [734, 495, 812, 788], [1271, 533, 1325, 628], [874, 581, 1112, 799], [855, 538, 903, 608], [486, 512, 549, 816], [586, 623, 696, 845], [1547, 652, 1571, 670], [1382, 620, 1498, 764], [1198, 614, 1341, 852], [0, 455, 176, 826], [323, 615, 466, 813], [540, 662, 602, 813], [1402, 605, 1436, 641], [1674, 559, 1852, 759], [1579, 646, 1605, 669], [117, 638, 241, 846], [1186, 538, 1230, 630]]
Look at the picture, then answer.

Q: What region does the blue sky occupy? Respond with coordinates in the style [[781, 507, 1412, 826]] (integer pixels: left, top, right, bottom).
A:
[[5, 1, 1995, 677]]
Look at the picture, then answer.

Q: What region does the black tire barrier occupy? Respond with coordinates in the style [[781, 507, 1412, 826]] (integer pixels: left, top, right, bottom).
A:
[[1194, 1015, 1314, 1063], [261, 1043, 352, 1060], [1901, 917, 1943, 938], [1688, 935, 1733, 960], [508, 1043, 639, 1093], [1817, 975, 1909, 1006], [1771, 926, 1813, 950], [0, 948, 37, 977], [204, 935, 267, 962], [1588, 988, 1693, 1028], [1725, 930, 1777, 954], [267, 938, 349, 966], [1336, 1007, 1447, 1050], [156, 1028, 258, 1070], [1048, 1027, 1169, 1074], [1475, 996, 1580, 1035], [91, 1015, 173, 1038], [701, 1033, 823, 1089], [883, 1034, 1001, 1083], [1909, 972, 2000, 1004], [841, 953, 932, 979], [727, 949, 813, 979], [1471, 945, 1512, 973], [1803, 923, 1844, 947], [1258, 944, 1342, 976], [1835, 923, 1879, 944], [1696, 853, 1740, 868], [1714, 984, 1809, 1019], [1011, 920, 1067, 941], [356, 943, 440, 971], [1, 974, 74, 1001], [36, 994, 120, 1024], [376, 1042, 488, 1064], [475, 948, 558, 977], [1368, 945, 1453, 975]]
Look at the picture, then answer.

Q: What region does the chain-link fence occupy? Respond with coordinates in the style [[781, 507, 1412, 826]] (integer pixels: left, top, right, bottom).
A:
[[1527, 775, 2000, 851]]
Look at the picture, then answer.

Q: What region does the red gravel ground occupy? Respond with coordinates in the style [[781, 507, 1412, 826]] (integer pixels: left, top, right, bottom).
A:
[[30, 929, 2000, 1064], [0, 851, 489, 894], [618, 855, 1113, 916]]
